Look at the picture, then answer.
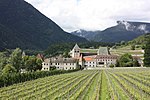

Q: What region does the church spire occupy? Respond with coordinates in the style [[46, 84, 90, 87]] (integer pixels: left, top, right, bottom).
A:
[[73, 43, 80, 50]]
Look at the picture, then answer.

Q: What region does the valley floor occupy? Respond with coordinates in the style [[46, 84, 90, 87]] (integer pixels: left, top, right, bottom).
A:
[[0, 68, 150, 100]]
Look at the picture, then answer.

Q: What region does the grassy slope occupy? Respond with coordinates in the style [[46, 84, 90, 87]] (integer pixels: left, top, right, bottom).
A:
[[110, 45, 144, 59]]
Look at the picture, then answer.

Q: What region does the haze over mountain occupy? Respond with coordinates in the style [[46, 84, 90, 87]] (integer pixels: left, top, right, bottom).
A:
[[71, 21, 150, 42], [0, 0, 87, 50], [71, 29, 100, 41]]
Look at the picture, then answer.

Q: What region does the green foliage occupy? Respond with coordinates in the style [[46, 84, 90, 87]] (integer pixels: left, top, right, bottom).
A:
[[144, 35, 150, 67], [50, 66, 56, 70], [109, 64, 114, 68], [115, 59, 120, 67], [2, 64, 16, 75], [0, 0, 87, 50], [0, 69, 80, 87], [133, 59, 140, 67], [9, 48, 22, 72], [119, 53, 133, 67], [117, 53, 134, 67], [44, 42, 114, 57], [131, 45, 135, 50], [128, 33, 150, 47], [0, 52, 7, 73], [25, 56, 42, 71], [63, 51, 71, 58], [0, 69, 149, 99], [117, 53, 141, 67]]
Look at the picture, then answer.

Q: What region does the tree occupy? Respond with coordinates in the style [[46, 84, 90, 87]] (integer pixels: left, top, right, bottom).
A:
[[115, 59, 120, 67], [119, 53, 133, 67], [109, 64, 114, 68], [133, 59, 140, 67], [131, 45, 135, 50], [9, 48, 22, 72], [0, 52, 7, 73], [36, 58, 42, 71], [25, 56, 42, 71], [2, 64, 16, 75], [63, 51, 71, 58], [21, 55, 29, 69], [144, 36, 150, 67]]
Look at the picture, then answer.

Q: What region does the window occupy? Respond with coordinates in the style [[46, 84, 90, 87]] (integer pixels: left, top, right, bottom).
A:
[[70, 67, 71, 69]]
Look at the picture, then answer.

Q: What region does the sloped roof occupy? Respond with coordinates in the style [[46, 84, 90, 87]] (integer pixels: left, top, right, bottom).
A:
[[44, 58, 78, 63], [83, 55, 96, 61], [97, 47, 110, 55], [73, 44, 80, 50], [95, 55, 118, 59], [53, 58, 78, 63]]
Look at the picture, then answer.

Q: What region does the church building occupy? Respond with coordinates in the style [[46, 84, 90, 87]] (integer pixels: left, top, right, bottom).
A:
[[70, 44, 118, 68]]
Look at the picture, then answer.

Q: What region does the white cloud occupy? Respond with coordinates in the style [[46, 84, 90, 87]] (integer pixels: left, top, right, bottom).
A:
[[25, 0, 150, 32]]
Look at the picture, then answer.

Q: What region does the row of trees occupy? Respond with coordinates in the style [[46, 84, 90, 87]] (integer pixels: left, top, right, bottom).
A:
[[0, 68, 80, 87], [0, 48, 43, 76], [116, 53, 140, 67]]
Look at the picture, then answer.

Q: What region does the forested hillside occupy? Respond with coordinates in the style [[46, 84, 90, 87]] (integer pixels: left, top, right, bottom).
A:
[[0, 0, 87, 50]]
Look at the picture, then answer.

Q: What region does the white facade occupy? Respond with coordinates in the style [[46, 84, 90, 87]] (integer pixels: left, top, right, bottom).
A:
[[85, 61, 96, 67], [42, 58, 78, 71], [70, 44, 80, 59], [53, 62, 77, 70]]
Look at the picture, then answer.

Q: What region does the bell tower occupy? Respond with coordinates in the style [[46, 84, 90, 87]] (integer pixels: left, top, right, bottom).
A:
[[71, 44, 80, 59]]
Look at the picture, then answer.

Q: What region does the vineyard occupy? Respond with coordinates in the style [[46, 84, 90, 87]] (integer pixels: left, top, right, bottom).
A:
[[0, 68, 150, 100]]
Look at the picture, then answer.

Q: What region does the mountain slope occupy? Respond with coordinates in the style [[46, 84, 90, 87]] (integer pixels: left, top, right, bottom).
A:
[[71, 21, 150, 43], [94, 21, 150, 42], [128, 33, 150, 45], [71, 29, 100, 40], [0, 0, 87, 50]]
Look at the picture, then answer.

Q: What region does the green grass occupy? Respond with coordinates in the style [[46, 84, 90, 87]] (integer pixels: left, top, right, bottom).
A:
[[110, 45, 144, 59]]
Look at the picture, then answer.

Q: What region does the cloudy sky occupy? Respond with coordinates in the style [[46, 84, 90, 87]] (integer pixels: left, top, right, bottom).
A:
[[25, 0, 150, 32]]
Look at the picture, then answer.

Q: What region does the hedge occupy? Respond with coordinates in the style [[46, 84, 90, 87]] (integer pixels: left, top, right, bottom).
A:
[[0, 69, 80, 88]]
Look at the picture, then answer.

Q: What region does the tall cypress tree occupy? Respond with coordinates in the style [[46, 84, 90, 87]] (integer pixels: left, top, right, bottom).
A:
[[144, 35, 150, 67]]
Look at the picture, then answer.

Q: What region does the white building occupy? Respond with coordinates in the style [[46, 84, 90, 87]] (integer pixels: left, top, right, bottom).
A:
[[70, 44, 80, 59], [42, 44, 142, 70], [42, 58, 78, 71]]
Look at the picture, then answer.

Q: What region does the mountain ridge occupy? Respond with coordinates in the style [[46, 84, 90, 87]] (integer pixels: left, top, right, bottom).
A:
[[0, 0, 87, 50], [71, 21, 150, 42]]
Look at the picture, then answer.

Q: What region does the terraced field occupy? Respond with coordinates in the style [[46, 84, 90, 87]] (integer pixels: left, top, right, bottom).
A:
[[0, 68, 150, 100]]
